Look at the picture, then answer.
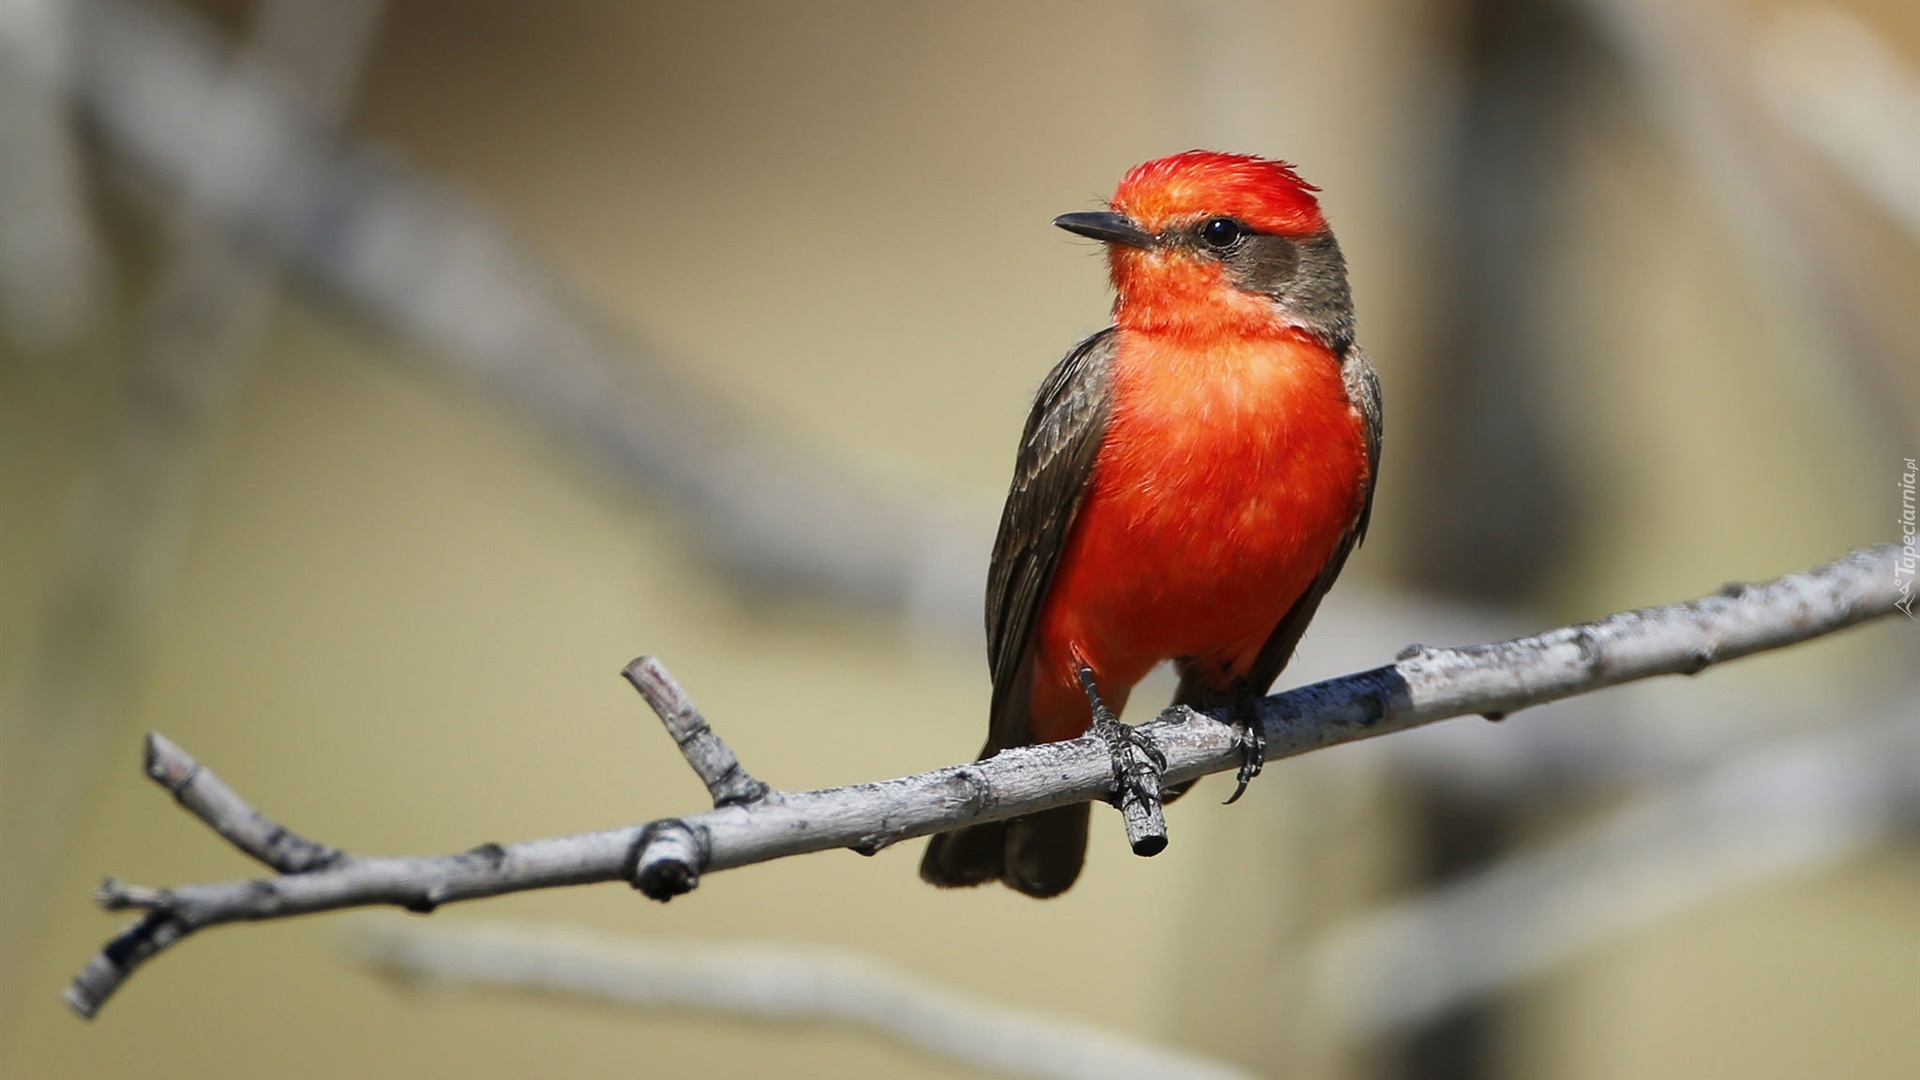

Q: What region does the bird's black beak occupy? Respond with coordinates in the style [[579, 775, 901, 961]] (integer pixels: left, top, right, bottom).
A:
[[1052, 211, 1155, 249]]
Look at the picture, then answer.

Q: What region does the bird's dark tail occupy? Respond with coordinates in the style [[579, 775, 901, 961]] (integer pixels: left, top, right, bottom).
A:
[[919, 802, 1088, 898]]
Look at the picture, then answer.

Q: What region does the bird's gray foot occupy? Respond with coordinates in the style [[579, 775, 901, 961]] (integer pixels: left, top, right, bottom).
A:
[[1076, 666, 1166, 809], [1223, 696, 1266, 805]]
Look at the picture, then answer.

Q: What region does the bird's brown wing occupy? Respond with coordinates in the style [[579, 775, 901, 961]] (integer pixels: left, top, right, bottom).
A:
[[1200, 346, 1383, 702], [980, 328, 1118, 757]]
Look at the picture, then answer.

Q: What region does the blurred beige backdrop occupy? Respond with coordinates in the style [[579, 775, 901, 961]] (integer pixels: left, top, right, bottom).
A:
[[3, 1, 1916, 1078]]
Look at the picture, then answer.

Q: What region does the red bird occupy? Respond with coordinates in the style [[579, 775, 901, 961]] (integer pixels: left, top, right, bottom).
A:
[[920, 151, 1382, 897]]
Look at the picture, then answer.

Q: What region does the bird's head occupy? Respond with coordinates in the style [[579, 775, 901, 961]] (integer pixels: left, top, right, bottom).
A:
[[1055, 150, 1353, 349]]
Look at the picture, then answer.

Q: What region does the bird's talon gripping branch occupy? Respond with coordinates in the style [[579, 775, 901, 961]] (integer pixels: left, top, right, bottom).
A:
[[1222, 700, 1268, 805], [1078, 668, 1155, 799], [1076, 666, 1170, 857]]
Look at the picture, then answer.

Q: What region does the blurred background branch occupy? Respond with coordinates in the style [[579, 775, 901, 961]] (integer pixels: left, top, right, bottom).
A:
[[1310, 703, 1920, 1041], [349, 918, 1259, 1080], [1755, 8, 1920, 245], [66, 0, 990, 629], [1578, 0, 1917, 453], [0, 0, 98, 354], [0, 0, 382, 1030]]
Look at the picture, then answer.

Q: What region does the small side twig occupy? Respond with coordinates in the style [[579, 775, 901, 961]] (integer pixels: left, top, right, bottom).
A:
[[622, 657, 768, 809], [62, 544, 1908, 1018], [144, 733, 342, 874], [619, 657, 768, 899]]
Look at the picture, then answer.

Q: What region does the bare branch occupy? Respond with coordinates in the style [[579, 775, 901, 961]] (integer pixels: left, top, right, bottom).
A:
[[622, 657, 769, 810], [63, 544, 1907, 1017], [349, 919, 1257, 1080]]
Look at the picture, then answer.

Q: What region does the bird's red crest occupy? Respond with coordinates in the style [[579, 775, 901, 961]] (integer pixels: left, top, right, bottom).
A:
[[1111, 150, 1324, 235]]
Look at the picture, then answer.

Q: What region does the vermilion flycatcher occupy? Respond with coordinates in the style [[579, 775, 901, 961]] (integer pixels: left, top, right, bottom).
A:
[[920, 151, 1382, 897]]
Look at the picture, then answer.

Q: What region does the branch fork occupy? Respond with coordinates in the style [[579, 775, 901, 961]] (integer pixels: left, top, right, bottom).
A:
[[619, 657, 771, 900]]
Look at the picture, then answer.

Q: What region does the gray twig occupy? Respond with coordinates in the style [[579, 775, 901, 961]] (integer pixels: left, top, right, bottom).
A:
[[63, 544, 1906, 1018], [143, 732, 342, 875], [621, 657, 768, 810]]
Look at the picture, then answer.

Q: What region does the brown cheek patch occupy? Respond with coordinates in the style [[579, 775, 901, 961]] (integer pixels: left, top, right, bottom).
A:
[[1227, 235, 1301, 296]]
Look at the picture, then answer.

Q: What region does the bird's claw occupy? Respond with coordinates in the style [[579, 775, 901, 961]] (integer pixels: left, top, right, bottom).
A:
[[1222, 703, 1265, 805], [1077, 667, 1165, 807], [1095, 712, 1165, 809]]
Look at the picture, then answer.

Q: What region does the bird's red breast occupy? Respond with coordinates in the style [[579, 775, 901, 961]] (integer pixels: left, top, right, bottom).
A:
[[1026, 325, 1370, 742]]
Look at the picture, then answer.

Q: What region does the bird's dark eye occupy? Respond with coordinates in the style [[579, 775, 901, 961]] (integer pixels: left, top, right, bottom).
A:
[[1200, 217, 1245, 250]]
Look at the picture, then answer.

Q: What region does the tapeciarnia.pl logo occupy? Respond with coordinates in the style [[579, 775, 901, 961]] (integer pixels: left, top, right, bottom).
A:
[[1899, 457, 1917, 620]]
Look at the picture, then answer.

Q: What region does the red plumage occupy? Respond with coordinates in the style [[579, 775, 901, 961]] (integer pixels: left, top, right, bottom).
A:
[[1027, 328, 1368, 741], [920, 151, 1381, 896]]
